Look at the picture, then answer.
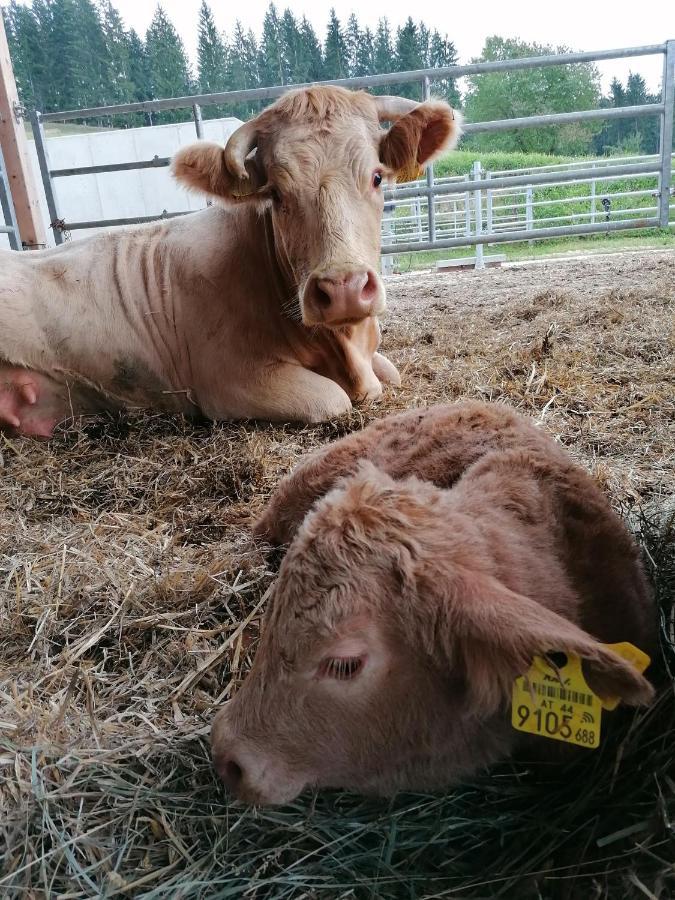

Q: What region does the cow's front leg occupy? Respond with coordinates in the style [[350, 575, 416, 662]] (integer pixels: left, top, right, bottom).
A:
[[373, 352, 401, 387], [242, 364, 353, 425]]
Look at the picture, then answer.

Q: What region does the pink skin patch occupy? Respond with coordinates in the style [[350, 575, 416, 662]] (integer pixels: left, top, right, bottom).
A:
[[0, 367, 63, 439]]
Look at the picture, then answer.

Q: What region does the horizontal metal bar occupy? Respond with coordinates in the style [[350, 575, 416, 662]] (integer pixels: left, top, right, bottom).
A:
[[463, 103, 664, 135], [489, 153, 665, 176], [381, 217, 660, 254], [0, 225, 16, 234], [386, 161, 660, 201], [64, 211, 190, 230], [50, 157, 171, 178], [40, 43, 667, 121], [491, 188, 657, 210]]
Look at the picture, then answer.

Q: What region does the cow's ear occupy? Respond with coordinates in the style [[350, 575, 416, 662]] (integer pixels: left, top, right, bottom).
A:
[[171, 142, 265, 202], [437, 570, 655, 714], [379, 102, 462, 178]]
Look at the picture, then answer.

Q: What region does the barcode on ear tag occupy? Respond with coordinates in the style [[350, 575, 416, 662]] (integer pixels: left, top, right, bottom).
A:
[[511, 653, 602, 749]]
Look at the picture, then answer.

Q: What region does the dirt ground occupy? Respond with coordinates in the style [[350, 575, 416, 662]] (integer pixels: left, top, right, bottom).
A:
[[1, 248, 674, 897]]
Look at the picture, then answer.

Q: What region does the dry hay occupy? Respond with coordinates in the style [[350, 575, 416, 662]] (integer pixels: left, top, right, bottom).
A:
[[1, 249, 674, 898]]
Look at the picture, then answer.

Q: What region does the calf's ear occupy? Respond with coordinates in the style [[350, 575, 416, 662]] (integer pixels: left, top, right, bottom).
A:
[[379, 102, 462, 179], [439, 570, 655, 714], [171, 142, 264, 202]]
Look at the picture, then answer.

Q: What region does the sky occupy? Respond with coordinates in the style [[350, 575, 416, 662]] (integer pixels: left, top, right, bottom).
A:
[[2, 0, 673, 92]]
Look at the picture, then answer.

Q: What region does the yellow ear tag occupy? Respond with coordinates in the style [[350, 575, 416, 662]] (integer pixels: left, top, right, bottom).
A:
[[512, 653, 602, 749], [598, 642, 651, 711], [396, 164, 424, 184], [512, 642, 651, 748]]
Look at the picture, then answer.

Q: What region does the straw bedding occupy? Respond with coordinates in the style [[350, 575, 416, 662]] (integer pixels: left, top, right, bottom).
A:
[[1, 249, 674, 898]]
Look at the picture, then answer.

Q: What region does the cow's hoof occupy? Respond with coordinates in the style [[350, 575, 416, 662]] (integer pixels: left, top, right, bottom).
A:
[[0, 367, 60, 438]]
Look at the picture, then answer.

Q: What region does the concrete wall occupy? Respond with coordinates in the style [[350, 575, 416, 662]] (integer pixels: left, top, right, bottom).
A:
[[1, 115, 242, 250]]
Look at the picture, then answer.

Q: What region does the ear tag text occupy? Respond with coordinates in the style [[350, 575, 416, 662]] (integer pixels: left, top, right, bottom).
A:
[[512, 653, 602, 748]]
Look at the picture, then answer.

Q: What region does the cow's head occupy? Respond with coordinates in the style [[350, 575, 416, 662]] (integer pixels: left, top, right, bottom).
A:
[[172, 87, 460, 327], [211, 466, 654, 805]]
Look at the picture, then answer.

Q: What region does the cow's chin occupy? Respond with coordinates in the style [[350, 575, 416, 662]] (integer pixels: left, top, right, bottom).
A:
[[236, 773, 309, 807]]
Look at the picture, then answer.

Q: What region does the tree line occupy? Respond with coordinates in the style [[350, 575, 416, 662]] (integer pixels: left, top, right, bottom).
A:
[[1, 0, 459, 121], [2, 1, 666, 155]]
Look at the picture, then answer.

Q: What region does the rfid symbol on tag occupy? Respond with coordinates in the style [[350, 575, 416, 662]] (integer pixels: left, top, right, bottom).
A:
[[581, 712, 594, 724]]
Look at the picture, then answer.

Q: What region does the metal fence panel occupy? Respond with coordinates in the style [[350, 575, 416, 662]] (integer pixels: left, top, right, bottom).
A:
[[26, 39, 675, 262]]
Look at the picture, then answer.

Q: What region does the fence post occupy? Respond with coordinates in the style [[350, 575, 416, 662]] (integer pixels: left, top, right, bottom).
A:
[[464, 173, 471, 237], [192, 103, 204, 139], [0, 142, 21, 249], [658, 40, 674, 228], [485, 169, 493, 237], [30, 110, 64, 246], [472, 160, 484, 270], [382, 201, 395, 276], [423, 76, 437, 243], [590, 163, 597, 224], [526, 185, 534, 246]]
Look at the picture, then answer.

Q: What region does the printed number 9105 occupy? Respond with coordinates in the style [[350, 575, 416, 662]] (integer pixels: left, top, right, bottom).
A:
[[516, 705, 572, 739]]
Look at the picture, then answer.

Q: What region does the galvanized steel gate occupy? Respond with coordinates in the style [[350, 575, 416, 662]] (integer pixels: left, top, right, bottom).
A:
[[0, 142, 21, 249], [24, 40, 675, 258]]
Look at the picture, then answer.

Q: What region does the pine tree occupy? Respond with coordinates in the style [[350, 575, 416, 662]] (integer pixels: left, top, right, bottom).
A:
[[2, 1, 43, 109], [428, 30, 460, 106], [228, 21, 260, 117], [26, 0, 55, 108], [145, 5, 192, 123], [353, 26, 374, 79], [196, 0, 228, 117], [344, 13, 361, 78], [258, 3, 283, 86], [124, 28, 152, 123], [73, 0, 109, 108], [394, 17, 424, 98], [417, 21, 430, 67], [323, 8, 347, 80], [99, 0, 135, 111], [297, 16, 323, 82], [280, 9, 301, 84], [372, 18, 393, 93]]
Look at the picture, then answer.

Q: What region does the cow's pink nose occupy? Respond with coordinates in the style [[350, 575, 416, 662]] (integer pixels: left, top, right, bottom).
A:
[[303, 269, 380, 325]]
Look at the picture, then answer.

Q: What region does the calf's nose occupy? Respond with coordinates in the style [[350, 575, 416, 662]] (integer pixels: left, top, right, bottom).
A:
[[303, 268, 381, 324], [213, 750, 245, 795]]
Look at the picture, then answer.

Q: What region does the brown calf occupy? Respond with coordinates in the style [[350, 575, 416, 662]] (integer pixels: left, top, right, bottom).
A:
[[212, 402, 656, 804]]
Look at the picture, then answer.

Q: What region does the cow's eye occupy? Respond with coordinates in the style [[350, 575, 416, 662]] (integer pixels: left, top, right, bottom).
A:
[[372, 172, 383, 189], [269, 187, 282, 206], [318, 656, 364, 680]]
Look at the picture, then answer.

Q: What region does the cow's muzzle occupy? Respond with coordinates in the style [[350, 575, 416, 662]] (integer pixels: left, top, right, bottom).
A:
[[302, 267, 385, 326], [211, 706, 307, 806]]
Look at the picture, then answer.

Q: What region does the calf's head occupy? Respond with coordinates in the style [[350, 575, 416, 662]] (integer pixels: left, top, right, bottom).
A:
[[211, 467, 653, 805], [172, 86, 460, 326]]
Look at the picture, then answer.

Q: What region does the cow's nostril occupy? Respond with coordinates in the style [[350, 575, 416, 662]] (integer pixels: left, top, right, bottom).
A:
[[225, 760, 243, 789], [314, 283, 332, 308], [362, 270, 378, 300], [214, 752, 245, 793]]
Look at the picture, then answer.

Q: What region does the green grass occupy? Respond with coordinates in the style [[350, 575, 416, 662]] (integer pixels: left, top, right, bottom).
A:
[[434, 150, 578, 178], [392, 228, 675, 272]]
